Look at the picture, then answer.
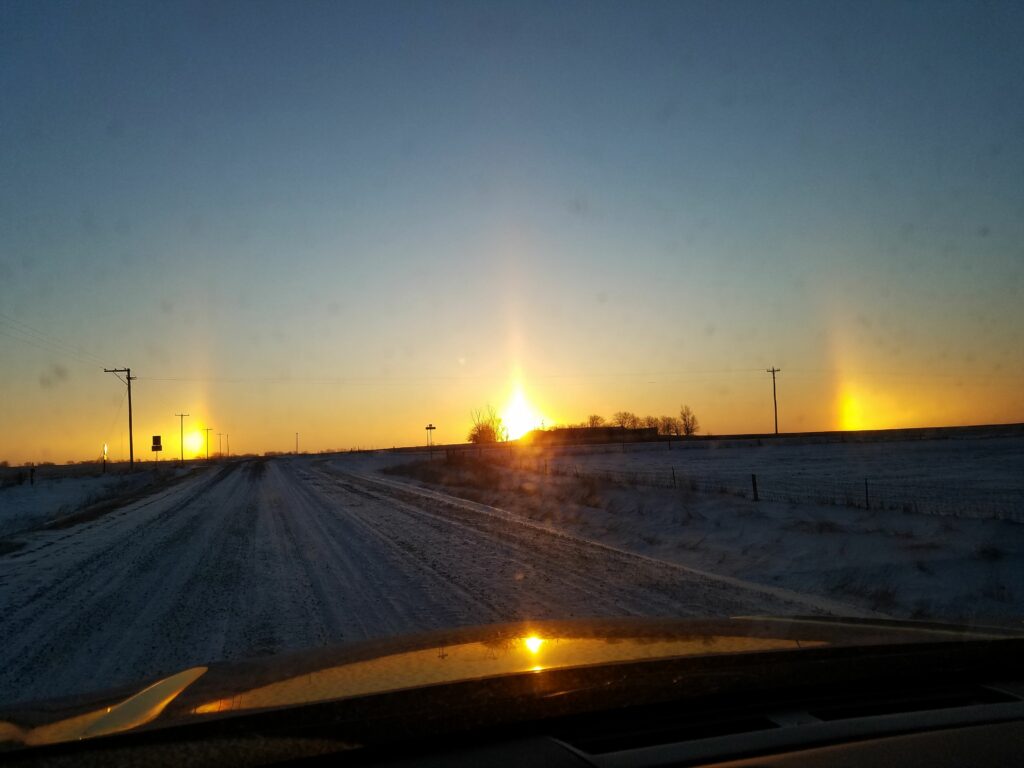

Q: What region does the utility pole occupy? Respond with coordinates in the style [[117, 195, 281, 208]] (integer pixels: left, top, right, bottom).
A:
[[104, 368, 136, 469], [175, 413, 189, 465], [204, 428, 212, 460], [295, 432, 299, 455], [217, 433, 223, 458], [766, 367, 781, 435], [226, 434, 230, 458]]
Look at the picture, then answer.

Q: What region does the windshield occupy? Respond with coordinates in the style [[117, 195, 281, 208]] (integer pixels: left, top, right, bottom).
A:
[[0, 0, 1021, 720]]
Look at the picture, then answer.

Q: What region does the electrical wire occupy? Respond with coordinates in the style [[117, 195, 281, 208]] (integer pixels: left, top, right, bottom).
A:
[[136, 369, 770, 384], [134, 367, 1023, 385], [0, 312, 107, 368], [102, 388, 128, 445]]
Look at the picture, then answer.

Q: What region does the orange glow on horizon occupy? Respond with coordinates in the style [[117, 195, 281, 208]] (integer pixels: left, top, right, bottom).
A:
[[838, 387, 867, 431], [836, 382, 920, 432]]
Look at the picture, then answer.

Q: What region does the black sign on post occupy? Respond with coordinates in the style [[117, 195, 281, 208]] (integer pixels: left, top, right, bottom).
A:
[[425, 424, 436, 459], [152, 435, 162, 452]]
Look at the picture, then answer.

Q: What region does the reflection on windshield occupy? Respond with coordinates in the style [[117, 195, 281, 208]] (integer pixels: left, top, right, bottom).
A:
[[194, 633, 820, 714]]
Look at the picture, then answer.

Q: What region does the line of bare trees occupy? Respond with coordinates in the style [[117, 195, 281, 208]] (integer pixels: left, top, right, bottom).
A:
[[576, 405, 700, 436], [467, 403, 700, 444]]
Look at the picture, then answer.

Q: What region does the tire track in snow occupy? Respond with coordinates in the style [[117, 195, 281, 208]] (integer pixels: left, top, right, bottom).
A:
[[300, 462, 798, 622], [266, 461, 505, 640]]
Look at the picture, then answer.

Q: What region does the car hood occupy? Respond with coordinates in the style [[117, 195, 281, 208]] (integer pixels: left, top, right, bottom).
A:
[[1, 616, 1020, 751]]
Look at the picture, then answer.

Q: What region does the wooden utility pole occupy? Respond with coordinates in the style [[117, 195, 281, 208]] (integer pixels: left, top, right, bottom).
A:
[[204, 428, 212, 460], [217, 433, 223, 458], [766, 367, 781, 435], [104, 368, 136, 468], [175, 413, 189, 465]]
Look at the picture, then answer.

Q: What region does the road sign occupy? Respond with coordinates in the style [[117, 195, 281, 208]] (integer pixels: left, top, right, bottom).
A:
[[152, 435, 162, 452]]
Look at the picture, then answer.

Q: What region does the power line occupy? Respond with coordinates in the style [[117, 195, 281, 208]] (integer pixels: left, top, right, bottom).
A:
[[0, 326, 101, 368], [103, 387, 128, 446], [134, 367, 1023, 386], [135, 369, 770, 385], [0, 312, 106, 367]]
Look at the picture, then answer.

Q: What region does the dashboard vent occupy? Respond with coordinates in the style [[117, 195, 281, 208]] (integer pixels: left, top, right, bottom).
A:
[[554, 684, 1021, 756], [554, 706, 778, 754], [805, 684, 1018, 722]]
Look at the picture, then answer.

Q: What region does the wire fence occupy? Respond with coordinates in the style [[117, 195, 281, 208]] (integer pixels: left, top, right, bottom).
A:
[[465, 451, 1024, 524]]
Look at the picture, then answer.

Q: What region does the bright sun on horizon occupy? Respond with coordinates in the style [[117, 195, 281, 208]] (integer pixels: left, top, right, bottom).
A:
[[185, 431, 204, 456], [501, 386, 545, 440]]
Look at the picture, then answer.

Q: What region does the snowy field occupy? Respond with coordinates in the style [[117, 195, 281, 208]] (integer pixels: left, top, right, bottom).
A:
[[0, 465, 183, 538], [524, 433, 1024, 491], [383, 435, 1024, 628], [510, 435, 1024, 521]]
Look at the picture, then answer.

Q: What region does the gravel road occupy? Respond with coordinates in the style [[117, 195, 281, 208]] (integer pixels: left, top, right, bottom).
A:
[[0, 456, 802, 707]]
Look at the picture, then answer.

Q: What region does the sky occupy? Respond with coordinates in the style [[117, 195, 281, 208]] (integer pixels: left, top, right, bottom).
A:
[[1, 0, 1023, 463]]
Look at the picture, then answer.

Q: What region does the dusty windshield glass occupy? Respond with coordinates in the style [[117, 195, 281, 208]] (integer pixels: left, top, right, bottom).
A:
[[0, 0, 1021, 711]]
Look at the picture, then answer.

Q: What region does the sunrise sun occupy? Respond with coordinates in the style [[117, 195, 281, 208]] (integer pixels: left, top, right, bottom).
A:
[[501, 385, 545, 440]]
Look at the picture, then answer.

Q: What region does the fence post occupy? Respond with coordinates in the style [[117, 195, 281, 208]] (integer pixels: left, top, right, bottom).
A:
[[751, 473, 759, 502], [864, 479, 869, 510], [671, 467, 676, 488]]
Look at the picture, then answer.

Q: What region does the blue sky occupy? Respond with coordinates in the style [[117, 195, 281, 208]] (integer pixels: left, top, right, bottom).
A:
[[1, 0, 1022, 461]]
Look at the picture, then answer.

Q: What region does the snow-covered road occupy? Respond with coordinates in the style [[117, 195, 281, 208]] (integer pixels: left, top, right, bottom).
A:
[[0, 456, 802, 707]]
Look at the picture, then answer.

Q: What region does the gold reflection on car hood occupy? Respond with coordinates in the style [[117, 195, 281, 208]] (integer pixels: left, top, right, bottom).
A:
[[0, 666, 206, 748], [194, 634, 820, 714]]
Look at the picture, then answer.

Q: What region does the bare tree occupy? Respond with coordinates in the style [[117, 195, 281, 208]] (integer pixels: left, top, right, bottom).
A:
[[641, 415, 660, 430], [659, 416, 682, 436], [611, 411, 640, 429], [586, 414, 606, 428], [468, 405, 508, 443], [680, 405, 699, 436]]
